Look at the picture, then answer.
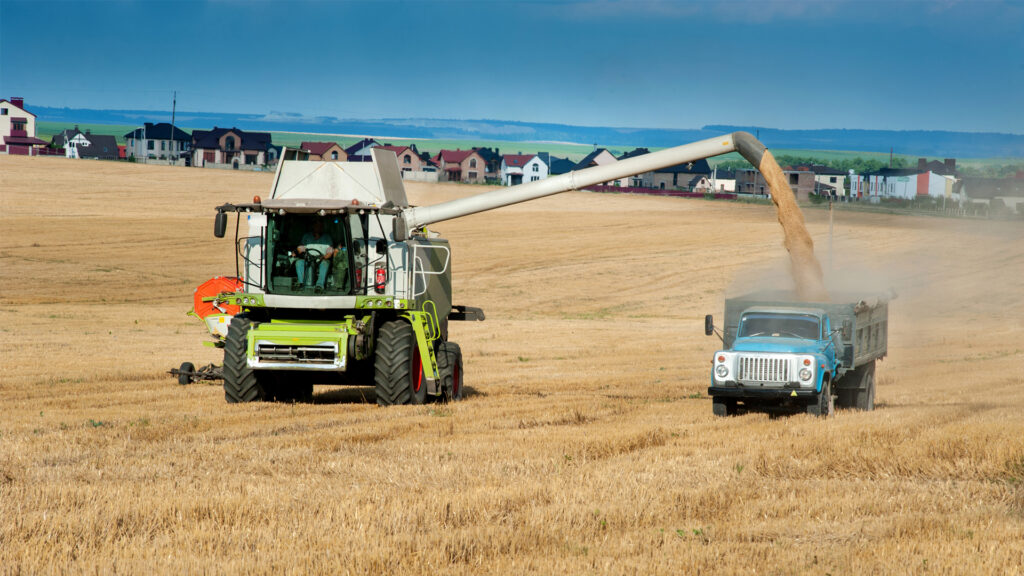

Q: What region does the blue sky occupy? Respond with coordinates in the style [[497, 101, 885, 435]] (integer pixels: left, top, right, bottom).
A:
[[2, 0, 1022, 133]]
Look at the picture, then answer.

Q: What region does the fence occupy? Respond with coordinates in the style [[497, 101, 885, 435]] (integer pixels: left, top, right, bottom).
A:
[[585, 184, 737, 200]]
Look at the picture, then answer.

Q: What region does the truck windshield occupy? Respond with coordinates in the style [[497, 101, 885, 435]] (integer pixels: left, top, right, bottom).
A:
[[738, 313, 820, 339], [265, 213, 368, 295]]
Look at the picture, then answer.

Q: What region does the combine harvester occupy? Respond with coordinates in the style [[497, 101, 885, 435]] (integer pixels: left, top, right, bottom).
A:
[[173, 132, 865, 409]]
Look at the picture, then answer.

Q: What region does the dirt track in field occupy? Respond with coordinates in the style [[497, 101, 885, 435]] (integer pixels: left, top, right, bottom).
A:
[[1, 155, 1023, 574]]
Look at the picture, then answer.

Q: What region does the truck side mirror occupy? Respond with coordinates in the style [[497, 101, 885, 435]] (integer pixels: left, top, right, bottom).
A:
[[841, 319, 852, 339], [214, 212, 227, 238], [705, 315, 714, 336]]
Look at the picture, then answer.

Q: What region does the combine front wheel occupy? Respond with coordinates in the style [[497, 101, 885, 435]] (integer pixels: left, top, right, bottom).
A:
[[223, 316, 270, 403], [374, 321, 426, 406]]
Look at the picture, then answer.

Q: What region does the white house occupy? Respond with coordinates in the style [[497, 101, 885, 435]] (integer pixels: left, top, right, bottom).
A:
[[522, 155, 548, 183], [124, 122, 191, 162], [1, 97, 47, 155], [500, 153, 534, 186]]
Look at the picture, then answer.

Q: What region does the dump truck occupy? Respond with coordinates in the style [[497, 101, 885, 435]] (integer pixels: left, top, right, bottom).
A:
[[704, 290, 889, 417], [185, 132, 782, 405]]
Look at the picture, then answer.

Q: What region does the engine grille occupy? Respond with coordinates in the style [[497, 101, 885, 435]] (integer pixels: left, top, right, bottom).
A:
[[737, 355, 791, 383], [256, 344, 337, 364]]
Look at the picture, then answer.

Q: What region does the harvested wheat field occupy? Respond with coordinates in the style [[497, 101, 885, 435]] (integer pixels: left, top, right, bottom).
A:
[[1, 154, 1023, 574]]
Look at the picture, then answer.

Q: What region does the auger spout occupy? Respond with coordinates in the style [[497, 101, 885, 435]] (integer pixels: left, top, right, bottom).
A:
[[395, 131, 767, 240]]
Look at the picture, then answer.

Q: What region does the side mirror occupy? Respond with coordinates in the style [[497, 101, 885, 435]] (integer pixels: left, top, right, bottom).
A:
[[841, 319, 852, 340], [704, 314, 714, 336], [214, 212, 228, 238], [375, 239, 388, 255], [393, 215, 408, 242]]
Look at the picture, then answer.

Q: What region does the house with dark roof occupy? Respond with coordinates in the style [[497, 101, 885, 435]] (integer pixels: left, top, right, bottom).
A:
[[345, 138, 379, 162], [301, 141, 347, 161], [191, 127, 273, 169], [50, 126, 90, 157], [125, 123, 191, 162], [652, 158, 712, 191], [500, 153, 535, 186], [433, 149, 486, 184], [72, 133, 120, 161], [573, 148, 625, 186], [545, 154, 575, 176], [1, 97, 48, 155], [617, 148, 655, 188], [474, 147, 502, 181]]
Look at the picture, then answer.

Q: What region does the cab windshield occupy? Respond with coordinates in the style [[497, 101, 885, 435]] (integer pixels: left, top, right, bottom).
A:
[[265, 213, 371, 295], [738, 313, 821, 340]]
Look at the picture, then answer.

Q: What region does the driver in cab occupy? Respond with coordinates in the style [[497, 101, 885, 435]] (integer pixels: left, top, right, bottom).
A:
[[295, 219, 335, 291]]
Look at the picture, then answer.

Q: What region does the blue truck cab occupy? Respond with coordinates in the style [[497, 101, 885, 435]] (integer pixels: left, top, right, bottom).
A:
[[705, 291, 889, 418]]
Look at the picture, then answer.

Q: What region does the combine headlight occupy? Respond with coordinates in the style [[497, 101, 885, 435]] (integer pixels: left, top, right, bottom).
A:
[[715, 365, 729, 378], [799, 368, 813, 381]]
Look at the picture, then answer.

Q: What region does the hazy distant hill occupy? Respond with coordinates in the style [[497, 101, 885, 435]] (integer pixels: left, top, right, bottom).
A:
[[33, 106, 1024, 159]]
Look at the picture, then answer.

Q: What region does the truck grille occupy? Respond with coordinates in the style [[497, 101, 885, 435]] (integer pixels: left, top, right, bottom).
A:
[[737, 355, 791, 383], [256, 344, 337, 364]]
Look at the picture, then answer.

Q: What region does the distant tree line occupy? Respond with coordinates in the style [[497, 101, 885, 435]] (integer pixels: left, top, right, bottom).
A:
[[713, 154, 1024, 178]]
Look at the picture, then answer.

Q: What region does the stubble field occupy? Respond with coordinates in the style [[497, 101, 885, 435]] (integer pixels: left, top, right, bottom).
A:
[[1, 155, 1022, 574]]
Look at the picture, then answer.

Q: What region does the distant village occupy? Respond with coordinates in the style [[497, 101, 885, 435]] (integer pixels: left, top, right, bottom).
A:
[[2, 97, 1022, 214]]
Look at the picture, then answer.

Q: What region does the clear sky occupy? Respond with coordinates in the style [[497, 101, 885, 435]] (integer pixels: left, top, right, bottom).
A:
[[2, 0, 1022, 133]]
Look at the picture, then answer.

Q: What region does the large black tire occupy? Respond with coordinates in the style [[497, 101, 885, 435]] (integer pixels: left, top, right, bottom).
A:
[[853, 361, 876, 411], [806, 377, 833, 418], [712, 402, 729, 417], [437, 341, 463, 402], [223, 316, 270, 403], [374, 321, 426, 406], [178, 362, 195, 385]]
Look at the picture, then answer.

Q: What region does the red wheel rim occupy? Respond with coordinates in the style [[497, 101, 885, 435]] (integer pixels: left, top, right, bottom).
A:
[[412, 346, 423, 393]]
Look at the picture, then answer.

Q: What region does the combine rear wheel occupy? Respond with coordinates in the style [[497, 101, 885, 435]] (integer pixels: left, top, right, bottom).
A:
[[223, 316, 270, 403], [437, 341, 463, 402], [374, 321, 426, 406]]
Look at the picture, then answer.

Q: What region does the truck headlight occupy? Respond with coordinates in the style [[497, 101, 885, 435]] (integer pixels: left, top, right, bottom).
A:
[[715, 365, 729, 378], [799, 368, 812, 381]]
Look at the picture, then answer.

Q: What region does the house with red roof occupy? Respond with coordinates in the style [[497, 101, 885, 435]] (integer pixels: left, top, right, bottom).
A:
[[301, 141, 347, 161], [500, 153, 535, 186], [433, 149, 486, 184], [0, 97, 48, 155], [375, 144, 426, 174]]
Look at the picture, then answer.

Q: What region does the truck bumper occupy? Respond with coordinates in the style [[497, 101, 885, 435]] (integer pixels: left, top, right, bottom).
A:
[[708, 385, 818, 401]]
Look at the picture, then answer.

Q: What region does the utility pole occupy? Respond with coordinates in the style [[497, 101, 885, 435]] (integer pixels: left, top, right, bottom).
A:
[[170, 91, 177, 161]]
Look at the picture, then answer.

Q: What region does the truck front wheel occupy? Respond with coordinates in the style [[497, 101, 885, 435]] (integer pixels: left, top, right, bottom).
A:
[[806, 377, 833, 418], [223, 316, 270, 403], [374, 321, 426, 406]]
